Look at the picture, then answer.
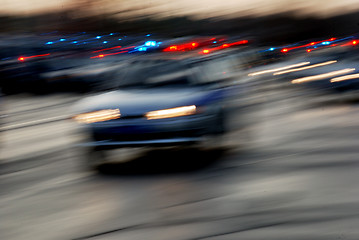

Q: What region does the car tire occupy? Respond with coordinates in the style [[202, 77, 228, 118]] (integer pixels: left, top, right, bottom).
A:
[[216, 109, 226, 134], [82, 147, 106, 171]]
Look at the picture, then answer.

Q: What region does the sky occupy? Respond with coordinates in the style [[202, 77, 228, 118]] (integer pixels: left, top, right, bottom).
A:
[[1, 0, 359, 18]]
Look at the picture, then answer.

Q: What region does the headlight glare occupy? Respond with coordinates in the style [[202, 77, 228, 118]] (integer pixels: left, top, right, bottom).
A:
[[146, 105, 196, 120], [73, 109, 121, 124]]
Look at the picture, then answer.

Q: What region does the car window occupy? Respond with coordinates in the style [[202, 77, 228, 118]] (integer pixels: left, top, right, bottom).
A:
[[118, 60, 194, 88], [117, 57, 238, 89], [190, 57, 237, 84]]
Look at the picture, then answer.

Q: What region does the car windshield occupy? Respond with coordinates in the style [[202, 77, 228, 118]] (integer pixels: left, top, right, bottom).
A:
[[117, 57, 237, 89], [118, 60, 194, 88]]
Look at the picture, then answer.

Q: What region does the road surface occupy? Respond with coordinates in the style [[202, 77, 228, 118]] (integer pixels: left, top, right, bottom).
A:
[[1, 71, 359, 240]]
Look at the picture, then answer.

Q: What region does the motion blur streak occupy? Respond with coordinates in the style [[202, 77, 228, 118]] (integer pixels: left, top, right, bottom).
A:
[[92, 46, 123, 53], [284, 38, 337, 52], [273, 60, 338, 75], [330, 73, 359, 82], [145, 105, 196, 120], [18, 53, 50, 61], [73, 109, 121, 124], [291, 68, 356, 84], [90, 50, 129, 58], [221, 40, 248, 48], [248, 62, 310, 76]]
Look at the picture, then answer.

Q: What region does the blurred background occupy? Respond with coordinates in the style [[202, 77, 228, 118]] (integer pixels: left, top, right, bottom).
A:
[[2, 1, 359, 239], [2, 0, 359, 40]]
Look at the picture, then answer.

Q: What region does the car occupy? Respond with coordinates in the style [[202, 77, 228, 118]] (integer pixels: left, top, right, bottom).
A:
[[72, 54, 242, 169]]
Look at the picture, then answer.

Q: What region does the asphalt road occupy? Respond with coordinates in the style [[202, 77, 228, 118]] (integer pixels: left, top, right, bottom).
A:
[[1, 71, 359, 240]]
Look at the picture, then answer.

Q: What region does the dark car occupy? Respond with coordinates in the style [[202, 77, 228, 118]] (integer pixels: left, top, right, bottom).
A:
[[72, 54, 242, 169]]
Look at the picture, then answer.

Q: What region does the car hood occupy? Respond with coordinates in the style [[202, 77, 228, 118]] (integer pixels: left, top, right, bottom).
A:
[[73, 87, 222, 117]]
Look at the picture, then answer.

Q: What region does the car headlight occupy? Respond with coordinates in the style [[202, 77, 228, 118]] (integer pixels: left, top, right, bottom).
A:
[[73, 109, 121, 124], [145, 105, 196, 120]]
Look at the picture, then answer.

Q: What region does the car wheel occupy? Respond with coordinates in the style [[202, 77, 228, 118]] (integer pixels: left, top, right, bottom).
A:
[[82, 147, 106, 171], [216, 109, 226, 134]]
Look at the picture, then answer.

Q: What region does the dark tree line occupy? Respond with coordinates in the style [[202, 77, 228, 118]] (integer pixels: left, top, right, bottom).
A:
[[1, 9, 359, 44]]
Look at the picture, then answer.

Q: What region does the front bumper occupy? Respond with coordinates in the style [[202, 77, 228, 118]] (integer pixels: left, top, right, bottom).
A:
[[77, 112, 222, 149], [77, 137, 204, 149]]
